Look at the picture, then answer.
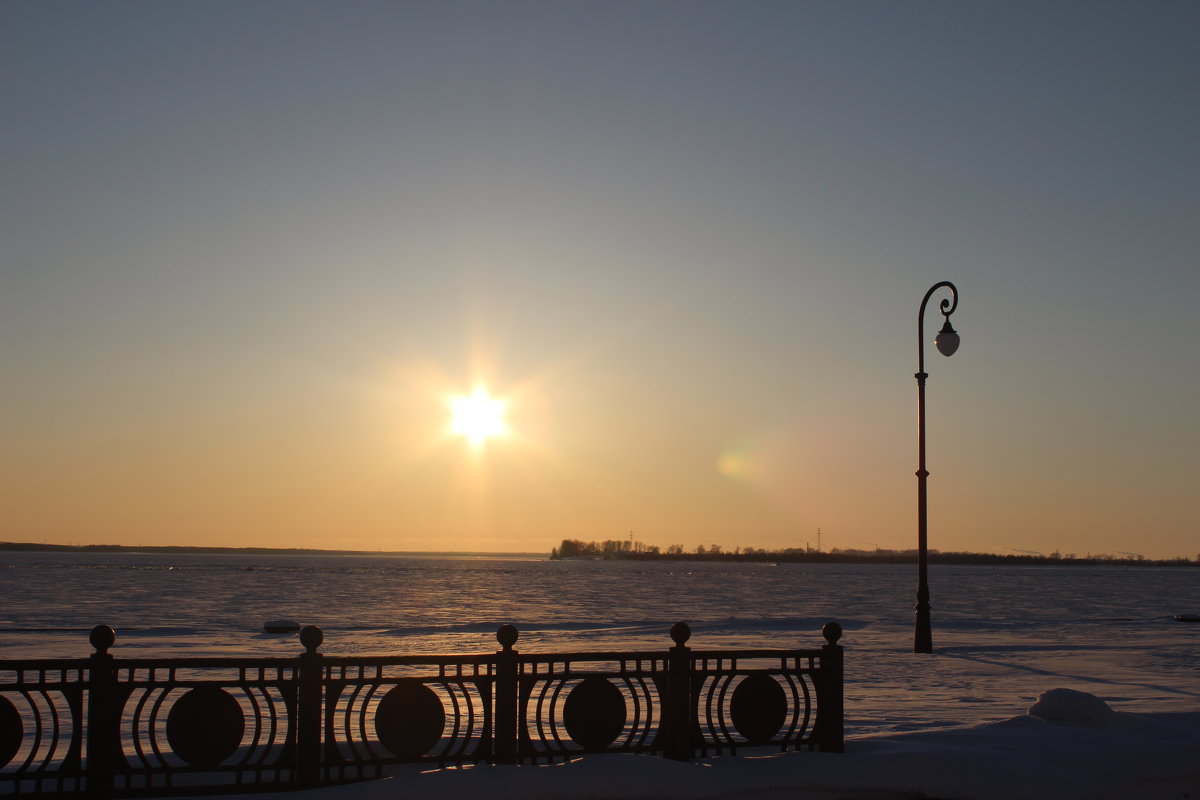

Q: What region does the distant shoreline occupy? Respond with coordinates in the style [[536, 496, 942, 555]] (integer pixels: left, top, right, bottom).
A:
[[4, 540, 1194, 567], [0, 541, 543, 559], [551, 551, 1198, 567], [549, 538, 1198, 568]]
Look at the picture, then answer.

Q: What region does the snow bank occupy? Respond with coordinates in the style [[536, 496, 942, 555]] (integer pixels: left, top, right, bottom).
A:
[[206, 690, 1199, 800]]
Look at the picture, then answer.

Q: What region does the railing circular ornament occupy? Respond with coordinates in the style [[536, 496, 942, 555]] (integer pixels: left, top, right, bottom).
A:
[[729, 674, 787, 745], [375, 681, 445, 759], [563, 677, 626, 751], [670, 622, 691, 646], [166, 687, 245, 768], [822, 621, 843, 646], [0, 696, 21, 768]]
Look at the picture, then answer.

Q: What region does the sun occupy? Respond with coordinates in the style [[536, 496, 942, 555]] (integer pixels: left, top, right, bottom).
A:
[[448, 388, 509, 446]]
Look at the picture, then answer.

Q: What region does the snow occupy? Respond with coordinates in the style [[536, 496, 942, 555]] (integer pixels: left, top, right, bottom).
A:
[[122, 623, 1198, 800], [200, 692, 1200, 800]]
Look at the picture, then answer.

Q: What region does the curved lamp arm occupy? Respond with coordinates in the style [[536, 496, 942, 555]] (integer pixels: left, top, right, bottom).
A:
[[917, 281, 959, 374]]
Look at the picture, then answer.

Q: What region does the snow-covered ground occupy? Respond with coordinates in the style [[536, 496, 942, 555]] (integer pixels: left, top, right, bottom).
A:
[[148, 623, 1200, 799], [206, 690, 1200, 800], [119, 625, 1198, 799]]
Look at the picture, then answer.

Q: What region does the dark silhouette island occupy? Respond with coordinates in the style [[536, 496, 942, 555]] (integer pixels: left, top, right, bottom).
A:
[[548, 538, 1197, 567]]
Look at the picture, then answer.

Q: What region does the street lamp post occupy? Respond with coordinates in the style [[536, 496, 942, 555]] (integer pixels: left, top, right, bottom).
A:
[[914, 281, 960, 654]]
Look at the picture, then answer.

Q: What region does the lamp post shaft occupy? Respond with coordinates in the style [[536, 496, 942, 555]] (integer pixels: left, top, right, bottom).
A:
[[915, 368, 933, 653], [914, 281, 958, 654]]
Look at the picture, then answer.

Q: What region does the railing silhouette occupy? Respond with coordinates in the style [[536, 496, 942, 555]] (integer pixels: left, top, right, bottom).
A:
[[0, 621, 844, 797]]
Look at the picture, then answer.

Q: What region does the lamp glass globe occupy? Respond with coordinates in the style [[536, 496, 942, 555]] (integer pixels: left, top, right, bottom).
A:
[[935, 322, 960, 357]]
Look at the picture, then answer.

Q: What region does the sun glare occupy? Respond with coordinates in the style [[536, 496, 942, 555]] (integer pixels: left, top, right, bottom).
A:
[[449, 389, 509, 446]]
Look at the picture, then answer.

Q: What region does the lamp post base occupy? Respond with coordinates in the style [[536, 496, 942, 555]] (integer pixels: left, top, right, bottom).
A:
[[914, 605, 933, 654]]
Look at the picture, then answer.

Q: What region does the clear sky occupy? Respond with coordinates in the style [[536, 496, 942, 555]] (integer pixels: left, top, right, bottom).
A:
[[2, 1, 1197, 558]]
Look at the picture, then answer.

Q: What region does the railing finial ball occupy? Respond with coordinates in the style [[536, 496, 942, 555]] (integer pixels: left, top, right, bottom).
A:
[[496, 624, 519, 650], [670, 621, 691, 646], [299, 625, 323, 653], [822, 621, 843, 646], [89, 625, 116, 654]]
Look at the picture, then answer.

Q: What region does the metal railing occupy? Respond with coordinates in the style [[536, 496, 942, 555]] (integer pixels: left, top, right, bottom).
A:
[[1, 621, 844, 797]]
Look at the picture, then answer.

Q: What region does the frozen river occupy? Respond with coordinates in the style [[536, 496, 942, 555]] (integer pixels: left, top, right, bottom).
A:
[[2, 551, 1198, 736]]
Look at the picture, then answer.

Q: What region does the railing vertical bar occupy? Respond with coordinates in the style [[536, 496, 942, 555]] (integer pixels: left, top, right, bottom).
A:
[[781, 672, 802, 747], [84, 626, 120, 799], [296, 626, 324, 787], [799, 672, 814, 748], [475, 674, 494, 760], [493, 625, 519, 764], [444, 680, 463, 762], [131, 687, 157, 769], [64, 670, 85, 777], [625, 675, 643, 750], [26, 687, 48, 774], [815, 623, 844, 753], [637, 673, 657, 751], [705, 672, 726, 753], [543, 671, 569, 756], [455, 681, 476, 762], [244, 684, 265, 766], [664, 622, 692, 761], [262, 684, 281, 767], [49, 686, 67, 774], [347, 682, 371, 762], [517, 672, 535, 761]]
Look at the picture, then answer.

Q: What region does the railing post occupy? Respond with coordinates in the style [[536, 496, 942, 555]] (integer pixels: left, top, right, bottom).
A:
[[296, 626, 324, 788], [664, 622, 693, 761], [494, 624, 519, 764], [815, 622, 844, 753], [85, 626, 119, 799]]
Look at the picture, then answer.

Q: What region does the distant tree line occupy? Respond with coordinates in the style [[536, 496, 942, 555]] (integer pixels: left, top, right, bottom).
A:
[[552, 538, 661, 558], [548, 539, 1199, 567]]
